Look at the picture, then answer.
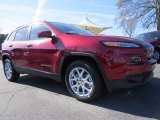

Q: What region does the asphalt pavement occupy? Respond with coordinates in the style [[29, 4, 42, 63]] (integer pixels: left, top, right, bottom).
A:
[[0, 61, 160, 120]]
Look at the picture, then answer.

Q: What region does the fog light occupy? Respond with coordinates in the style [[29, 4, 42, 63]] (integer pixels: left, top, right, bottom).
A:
[[128, 56, 142, 64]]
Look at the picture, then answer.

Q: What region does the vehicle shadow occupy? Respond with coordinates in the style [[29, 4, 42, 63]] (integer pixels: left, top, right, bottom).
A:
[[18, 75, 70, 96], [17, 75, 160, 119]]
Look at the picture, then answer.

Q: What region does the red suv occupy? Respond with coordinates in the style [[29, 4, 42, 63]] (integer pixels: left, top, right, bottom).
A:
[[2, 21, 156, 102]]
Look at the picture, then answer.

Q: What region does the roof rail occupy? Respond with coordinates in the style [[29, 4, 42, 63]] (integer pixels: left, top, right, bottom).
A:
[[16, 20, 47, 29]]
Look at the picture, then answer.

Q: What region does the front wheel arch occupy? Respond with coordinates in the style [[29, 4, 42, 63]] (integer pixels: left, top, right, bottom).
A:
[[60, 53, 108, 91]]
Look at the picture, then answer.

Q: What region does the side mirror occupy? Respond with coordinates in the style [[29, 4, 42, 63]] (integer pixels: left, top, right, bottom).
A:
[[38, 31, 52, 38]]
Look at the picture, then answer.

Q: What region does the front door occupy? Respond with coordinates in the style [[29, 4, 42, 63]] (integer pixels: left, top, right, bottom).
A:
[[28, 23, 58, 73]]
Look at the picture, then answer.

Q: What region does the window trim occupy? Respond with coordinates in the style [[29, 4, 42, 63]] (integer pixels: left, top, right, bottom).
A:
[[7, 30, 16, 41], [14, 26, 30, 41]]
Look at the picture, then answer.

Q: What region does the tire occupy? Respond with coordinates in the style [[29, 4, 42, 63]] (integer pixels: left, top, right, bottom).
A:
[[65, 60, 103, 102], [3, 59, 20, 82]]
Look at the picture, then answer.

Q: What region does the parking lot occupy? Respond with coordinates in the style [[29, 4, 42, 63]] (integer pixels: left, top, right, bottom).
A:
[[0, 61, 159, 120]]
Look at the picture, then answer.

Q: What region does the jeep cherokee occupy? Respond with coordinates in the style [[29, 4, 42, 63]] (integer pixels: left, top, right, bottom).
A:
[[2, 21, 156, 102]]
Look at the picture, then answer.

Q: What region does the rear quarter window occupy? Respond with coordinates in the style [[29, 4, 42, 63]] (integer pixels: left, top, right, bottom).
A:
[[7, 31, 16, 41]]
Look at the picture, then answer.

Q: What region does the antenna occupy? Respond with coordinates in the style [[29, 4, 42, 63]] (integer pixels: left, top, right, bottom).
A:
[[85, 0, 94, 14]]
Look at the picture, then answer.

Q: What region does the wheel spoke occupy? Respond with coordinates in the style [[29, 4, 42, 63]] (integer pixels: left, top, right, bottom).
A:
[[72, 84, 78, 89], [71, 72, 77, 79], [84, 81, 93, 85], [80, 69, 85, 78], [9, 69, 12, 73], [77, 86, 80, 94], [82, 86, 85, 95], [75, 68, 81, 77], [83, 86, 90, 92], [70, 78, 77, 82], [83, 74, 90, 81]]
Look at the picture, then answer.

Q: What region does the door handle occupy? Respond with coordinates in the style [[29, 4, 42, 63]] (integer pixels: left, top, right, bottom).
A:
[[9, 44, 13, 47], [27, 44, 32, 47]]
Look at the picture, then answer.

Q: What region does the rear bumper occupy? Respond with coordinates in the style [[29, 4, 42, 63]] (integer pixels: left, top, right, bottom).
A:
[[106, 71, 153, 92]]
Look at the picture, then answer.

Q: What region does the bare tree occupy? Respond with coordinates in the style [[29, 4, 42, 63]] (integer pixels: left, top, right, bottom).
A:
[[120, 18, 137, 37], [117, 0, 160, 31]]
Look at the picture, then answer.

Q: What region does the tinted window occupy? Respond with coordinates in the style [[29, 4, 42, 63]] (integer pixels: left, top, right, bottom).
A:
[[49, 22, 94, 36], [8, 31, 16, 41], [30, 24, 51, 40], [15, 27, 29, 41]]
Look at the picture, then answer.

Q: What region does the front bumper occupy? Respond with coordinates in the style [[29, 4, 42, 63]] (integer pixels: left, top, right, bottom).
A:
[[99, 46, 157, 92], [106, 71, 153, 92]]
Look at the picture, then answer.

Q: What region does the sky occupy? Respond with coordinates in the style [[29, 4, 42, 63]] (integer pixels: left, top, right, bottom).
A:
[[0, 0, 156, 36]]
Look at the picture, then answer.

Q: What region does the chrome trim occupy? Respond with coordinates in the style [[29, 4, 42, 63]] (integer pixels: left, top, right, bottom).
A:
[[143, 42, 154, 58]]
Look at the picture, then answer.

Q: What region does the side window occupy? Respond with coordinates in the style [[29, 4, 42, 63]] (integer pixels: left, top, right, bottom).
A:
[[7, 31, 16, 41], [15, 27, 29, 41], [30, 24, 51, 40]]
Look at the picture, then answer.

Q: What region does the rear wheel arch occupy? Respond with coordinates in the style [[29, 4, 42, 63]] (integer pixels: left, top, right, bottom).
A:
[[2, 54, 18, 72], [2, 54, 11, 62]]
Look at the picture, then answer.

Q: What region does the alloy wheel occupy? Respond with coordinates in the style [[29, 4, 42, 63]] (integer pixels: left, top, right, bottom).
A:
[[4, 60, 12, 80], [69, 67, 94, 98]]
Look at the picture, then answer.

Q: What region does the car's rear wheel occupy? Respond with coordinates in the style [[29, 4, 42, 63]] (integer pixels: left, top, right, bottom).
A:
[[65, 60, 103, 102], [3, 59, 20, 82]]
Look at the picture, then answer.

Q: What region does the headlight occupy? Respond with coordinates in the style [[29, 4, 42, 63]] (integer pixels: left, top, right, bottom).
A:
[[101, 41, 140, 48]]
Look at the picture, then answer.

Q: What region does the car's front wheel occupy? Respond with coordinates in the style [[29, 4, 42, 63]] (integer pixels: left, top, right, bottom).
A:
[[3, 59, 20, 82], [65, 60, 103, 102]]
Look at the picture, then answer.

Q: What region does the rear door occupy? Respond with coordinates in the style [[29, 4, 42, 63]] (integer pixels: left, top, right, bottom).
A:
[[28, 23, 58, 73], [10, 26, 30, 67]]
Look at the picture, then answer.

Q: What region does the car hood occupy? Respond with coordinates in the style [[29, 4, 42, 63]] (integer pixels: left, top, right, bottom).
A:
[[64, 34, 146, 45]]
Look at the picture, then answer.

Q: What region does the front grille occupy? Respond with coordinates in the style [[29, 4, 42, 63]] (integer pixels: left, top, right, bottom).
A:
[[143, 42, 154, 58]]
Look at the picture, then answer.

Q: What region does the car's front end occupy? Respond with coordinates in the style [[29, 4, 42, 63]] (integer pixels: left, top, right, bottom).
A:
[[98, 36, 156, 91]]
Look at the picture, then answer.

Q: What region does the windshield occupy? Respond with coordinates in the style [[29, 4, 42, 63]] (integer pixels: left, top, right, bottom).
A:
[[49, 22, 94, 36], [136, 32, 160, 41]]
